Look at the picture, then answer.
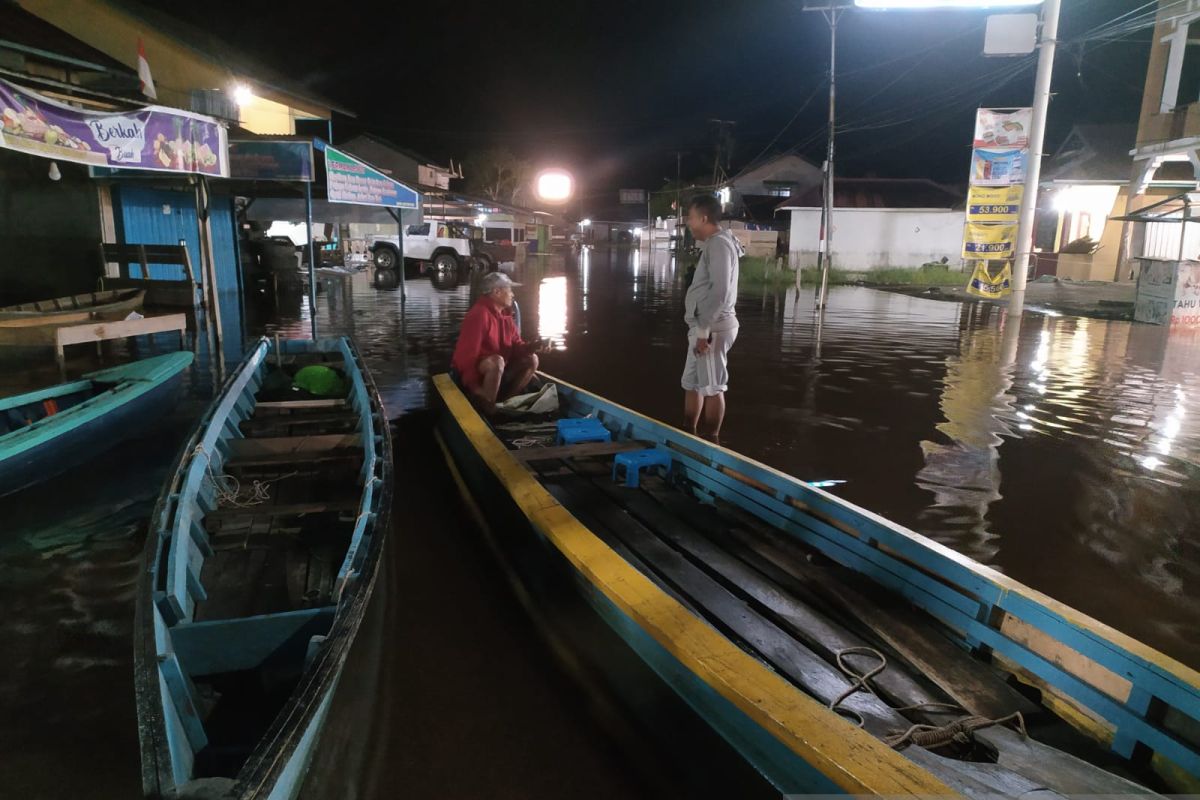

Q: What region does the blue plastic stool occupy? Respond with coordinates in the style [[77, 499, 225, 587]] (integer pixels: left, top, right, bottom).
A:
[[612, 448, 673, 488], [555, 417, 611, 445]]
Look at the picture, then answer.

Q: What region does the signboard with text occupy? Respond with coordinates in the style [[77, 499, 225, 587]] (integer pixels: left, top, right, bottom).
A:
[[325, 145, 419, 208], [966, 185, 1023, 223], [0, 78, 227, 176], [963, 222, 1016, 259], [229, 139, 313, 182], [619, 188, 646, 204]]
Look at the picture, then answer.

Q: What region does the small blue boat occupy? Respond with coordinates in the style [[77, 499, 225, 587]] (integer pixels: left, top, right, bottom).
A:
[[134, 337, 392, 799], [434, 372, 1200, 798], [0, 351, 193, 497]]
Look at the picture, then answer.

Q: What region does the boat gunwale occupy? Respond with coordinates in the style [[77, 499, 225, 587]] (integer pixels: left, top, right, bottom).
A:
[[432, 371, 957, 796]]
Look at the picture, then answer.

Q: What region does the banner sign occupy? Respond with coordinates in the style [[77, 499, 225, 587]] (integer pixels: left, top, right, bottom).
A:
[[973, 108, 1032, 149], [0, 78, 227, 176], [325, 145, 418, 208], [966, 185, 1023, 223], [965, 262, 1013, 299], [619, 188, 646, 204], [970, 148, 1027, 186], [229, 139, 313, 182], [962, 222, 1016, 259]]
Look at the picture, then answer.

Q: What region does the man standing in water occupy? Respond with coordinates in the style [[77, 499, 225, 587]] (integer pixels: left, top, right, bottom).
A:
[[682, 194, 740, 440]]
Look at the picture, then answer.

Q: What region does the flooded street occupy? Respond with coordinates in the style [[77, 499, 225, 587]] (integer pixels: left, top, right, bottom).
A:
[[1, 245, 1198, 797]]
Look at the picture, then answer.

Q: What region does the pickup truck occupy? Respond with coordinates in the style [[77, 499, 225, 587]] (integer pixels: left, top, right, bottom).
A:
[[368, 221, 499, 274]]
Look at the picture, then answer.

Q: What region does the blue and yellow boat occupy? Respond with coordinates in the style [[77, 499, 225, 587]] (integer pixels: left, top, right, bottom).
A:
[[135, 337, 392, 799], [0, 351, 193, 497], [434, 372, 1200, 798]]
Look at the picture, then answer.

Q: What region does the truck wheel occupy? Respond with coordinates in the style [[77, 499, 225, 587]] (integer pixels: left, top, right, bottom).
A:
[[433, 253, 459, 273], [477, 253, 496, 271], [374, 247, 397, 270]]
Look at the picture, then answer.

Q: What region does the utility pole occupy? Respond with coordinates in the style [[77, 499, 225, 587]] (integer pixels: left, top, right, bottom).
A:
[[1011, 0, 1061, 303], [675, 150, 682, 216], [802, 1, 851, 304], [709, 119, 737, 187]]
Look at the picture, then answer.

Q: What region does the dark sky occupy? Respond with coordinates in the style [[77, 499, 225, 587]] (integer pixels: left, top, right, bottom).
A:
[[164, 0, 1149, 206]]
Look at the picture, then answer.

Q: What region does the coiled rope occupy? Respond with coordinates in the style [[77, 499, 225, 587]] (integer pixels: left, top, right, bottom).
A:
[[193, 444, 296, 508], [828, 645, 1026, 750]]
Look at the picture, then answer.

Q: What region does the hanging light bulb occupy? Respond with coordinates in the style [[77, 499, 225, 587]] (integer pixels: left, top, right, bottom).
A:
[[48, 161, 61, 181]]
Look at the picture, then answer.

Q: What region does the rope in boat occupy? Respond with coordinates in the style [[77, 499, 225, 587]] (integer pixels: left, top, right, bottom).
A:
[[828, 645, 1026, 750], [193, 444, 296, 508]]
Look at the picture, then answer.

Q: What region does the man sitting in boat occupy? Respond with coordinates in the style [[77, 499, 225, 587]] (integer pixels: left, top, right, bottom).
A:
[[451, 271, 540, 414]]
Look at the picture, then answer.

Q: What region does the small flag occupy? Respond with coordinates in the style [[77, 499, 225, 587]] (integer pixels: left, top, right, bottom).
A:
[[137, 38, 157, 101]]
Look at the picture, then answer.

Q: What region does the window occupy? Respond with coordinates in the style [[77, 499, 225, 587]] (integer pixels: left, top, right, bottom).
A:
[[485, 226, 510, 242], [406, 223, 430, 236]]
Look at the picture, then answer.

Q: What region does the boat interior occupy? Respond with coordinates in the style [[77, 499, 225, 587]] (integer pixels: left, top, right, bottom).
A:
[[482, 379, 1199, 797], [0, 382, 97, 434], [149, 340, 382, 781]]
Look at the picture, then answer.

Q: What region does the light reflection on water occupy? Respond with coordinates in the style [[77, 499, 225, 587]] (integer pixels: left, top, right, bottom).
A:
[[1, 245, 1199, 798]]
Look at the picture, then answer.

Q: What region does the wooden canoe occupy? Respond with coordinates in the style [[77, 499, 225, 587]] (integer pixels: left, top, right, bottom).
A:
[[0, 351, 193, 496], [0, 288, 145, 328], [433, 372, 1200, 798], [134, 336, 392, 800]]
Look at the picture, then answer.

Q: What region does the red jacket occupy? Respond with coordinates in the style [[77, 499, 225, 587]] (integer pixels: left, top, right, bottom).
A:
[[452, 297, 525, 391]]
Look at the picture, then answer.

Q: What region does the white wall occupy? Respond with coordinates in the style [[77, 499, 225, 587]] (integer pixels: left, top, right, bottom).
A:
[[787, 208, 963, 269]]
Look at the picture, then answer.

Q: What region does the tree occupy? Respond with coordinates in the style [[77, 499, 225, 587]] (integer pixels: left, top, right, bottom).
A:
[[463, 147, 533, 204]]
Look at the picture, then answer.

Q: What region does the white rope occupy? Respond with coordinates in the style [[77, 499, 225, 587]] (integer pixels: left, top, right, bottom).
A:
[[193, 444, 296, 508]]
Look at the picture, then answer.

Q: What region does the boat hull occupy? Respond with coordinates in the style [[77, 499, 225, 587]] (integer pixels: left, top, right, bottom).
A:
[[0, 353, 191, 497], [0, 289, 145, 328]]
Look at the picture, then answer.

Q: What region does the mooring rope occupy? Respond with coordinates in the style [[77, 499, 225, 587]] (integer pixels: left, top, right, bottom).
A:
[[827, 645, 1026, 750]]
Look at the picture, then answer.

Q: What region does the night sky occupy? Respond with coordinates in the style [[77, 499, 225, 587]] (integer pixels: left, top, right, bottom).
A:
[[165, 0, 1149, 204]]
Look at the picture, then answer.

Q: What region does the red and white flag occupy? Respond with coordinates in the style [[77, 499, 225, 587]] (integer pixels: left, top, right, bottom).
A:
[[137, 38, 157, 101]]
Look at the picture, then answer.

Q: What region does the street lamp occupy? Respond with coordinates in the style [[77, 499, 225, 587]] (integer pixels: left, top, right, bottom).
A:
[[534, 169, 574, 204], [853, 0, 1053, 304]]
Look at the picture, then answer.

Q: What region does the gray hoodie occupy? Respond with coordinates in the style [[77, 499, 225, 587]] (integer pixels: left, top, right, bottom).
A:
[[684, 228, 742, 338]]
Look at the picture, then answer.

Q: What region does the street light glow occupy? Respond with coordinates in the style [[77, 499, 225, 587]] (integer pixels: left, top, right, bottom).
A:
[[855, 0, 1041, 7], [232, 84, 254, 106], [534, 169, 574, 203], [580, 218, 591, 227]]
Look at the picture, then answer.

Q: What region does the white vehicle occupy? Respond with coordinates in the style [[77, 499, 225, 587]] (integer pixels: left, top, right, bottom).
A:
[[367, 221, 496, 273]]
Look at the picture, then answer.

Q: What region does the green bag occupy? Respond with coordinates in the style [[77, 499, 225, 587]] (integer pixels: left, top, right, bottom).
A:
[[291, 365, 347, 397]]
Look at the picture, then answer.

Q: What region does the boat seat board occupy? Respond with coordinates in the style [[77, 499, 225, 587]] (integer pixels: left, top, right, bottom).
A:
[[225, 434, 363, 460], [223, 448, 362, 470], [203, 500, 361, 530], [512, 440, 652, 462], [171, 607, 335, 677]]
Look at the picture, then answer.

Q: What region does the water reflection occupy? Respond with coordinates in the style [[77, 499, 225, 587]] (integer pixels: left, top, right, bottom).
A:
[[538, 275, 569, 350], [1, 243, 1199, 800]]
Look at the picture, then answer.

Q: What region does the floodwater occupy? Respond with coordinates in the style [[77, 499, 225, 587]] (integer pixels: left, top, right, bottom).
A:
[[1, 245, 1198, 797]]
